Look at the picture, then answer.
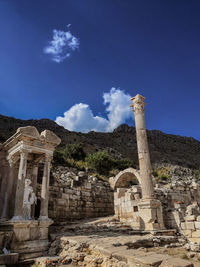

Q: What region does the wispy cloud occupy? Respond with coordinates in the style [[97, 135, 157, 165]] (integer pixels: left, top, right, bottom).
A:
[[44, 25, 79, 63], [55, 88, 133, 133]]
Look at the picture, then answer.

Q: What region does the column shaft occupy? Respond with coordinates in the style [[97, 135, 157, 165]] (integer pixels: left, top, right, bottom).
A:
[[39, 155, 51, 220], [131, 95, 154, 199], [12, 151, 28, 220]]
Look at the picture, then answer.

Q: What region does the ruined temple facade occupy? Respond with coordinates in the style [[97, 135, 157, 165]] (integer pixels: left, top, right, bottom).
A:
[[0, 126, 61, 261]]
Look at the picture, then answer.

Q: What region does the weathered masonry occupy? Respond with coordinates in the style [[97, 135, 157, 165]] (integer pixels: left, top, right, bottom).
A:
[[111, 94, 165, 230], [0, 126, 61, 261]]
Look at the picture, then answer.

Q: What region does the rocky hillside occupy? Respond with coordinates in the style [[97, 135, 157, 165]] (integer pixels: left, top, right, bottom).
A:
[[0, 114, 200, 169]]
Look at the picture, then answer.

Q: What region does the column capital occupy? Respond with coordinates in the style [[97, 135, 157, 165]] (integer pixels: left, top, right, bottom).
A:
[[8, 157, 15, 168], [130, 94, 146, 113], [44, 154, 53, 163], [19, 150, 28, 159]]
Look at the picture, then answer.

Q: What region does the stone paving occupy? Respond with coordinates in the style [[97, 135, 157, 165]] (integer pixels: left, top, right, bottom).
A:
[[32, 217, 200, 267]]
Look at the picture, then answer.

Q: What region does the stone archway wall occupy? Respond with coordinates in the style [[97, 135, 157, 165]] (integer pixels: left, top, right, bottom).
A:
[[110, 168, 142, 226], [109, 168, 140, 190]]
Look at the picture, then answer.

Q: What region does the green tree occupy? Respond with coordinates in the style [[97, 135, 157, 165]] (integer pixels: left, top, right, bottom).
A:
[[53, 148, 65, 165], [86, 151, 114, 175], [63, 143, 86, 161]]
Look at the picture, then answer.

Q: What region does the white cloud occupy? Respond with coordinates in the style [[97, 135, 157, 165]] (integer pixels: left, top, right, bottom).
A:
[[44, 25, 79, 63], [56, 103, 109, 133], [103, 88, 133, 131], [55, 88, 134, 133]]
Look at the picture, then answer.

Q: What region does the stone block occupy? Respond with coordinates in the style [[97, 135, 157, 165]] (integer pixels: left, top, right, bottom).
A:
[[0, 253, 19, 265], [62, 193, 69, 200], [188, 237, 200, 244], [14, 228, 30, 242], [30, 227, 39, 240], [185, 215, 196, 222], [39, 227, 48, 240], [195, 222, 200, 229], [64, 188, 74, 194], [181, 222, 186, 230], [57, 199, 66, 206], [134, 254, 171, 266], [180, 230, 192, 237], [84, 182, 92, 189], [192, 230, 200, 238], [160, 257, 194, 267], [185, 222, 195, 230]]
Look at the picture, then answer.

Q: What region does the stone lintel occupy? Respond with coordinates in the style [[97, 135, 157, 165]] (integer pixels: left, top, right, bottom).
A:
[[3, 126, 60, 153], [7, 143, 53, 160]]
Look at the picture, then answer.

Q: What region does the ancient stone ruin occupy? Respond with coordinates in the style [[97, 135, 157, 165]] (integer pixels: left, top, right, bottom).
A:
[[0, 126, 61, 262], [1, 95, 200, 266]]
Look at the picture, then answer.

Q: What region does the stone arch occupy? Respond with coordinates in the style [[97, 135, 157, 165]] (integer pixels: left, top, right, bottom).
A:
[[109, 168, 140, 190]]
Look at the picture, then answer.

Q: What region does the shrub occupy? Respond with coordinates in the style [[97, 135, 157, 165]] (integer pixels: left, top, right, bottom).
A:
[[160, 174, 168, 181], [63, 143, 86, 161], [86, 151, 114, 175], [53, 149, 65, 165], [153, 167, 171, 182], [113, 158, 133, 170], [194, 169, 200, 180]]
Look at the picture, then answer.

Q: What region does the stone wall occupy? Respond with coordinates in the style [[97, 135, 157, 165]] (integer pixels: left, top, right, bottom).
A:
[[114, 186, 141, 228], [44, 166, 114, 222], [113, 167, 200, 241]]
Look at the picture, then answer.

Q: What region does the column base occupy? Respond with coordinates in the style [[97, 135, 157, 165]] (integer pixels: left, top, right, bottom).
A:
[[38, 216, 53, 223], [137, 198, 165, 230], [10, 216, 24, 221]]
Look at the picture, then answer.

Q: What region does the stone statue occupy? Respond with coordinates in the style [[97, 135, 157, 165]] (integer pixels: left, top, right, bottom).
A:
[[23, 179, 37, 220]]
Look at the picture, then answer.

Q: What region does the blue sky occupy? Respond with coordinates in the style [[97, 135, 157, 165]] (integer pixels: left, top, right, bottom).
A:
[[1, 1, 200, 139]]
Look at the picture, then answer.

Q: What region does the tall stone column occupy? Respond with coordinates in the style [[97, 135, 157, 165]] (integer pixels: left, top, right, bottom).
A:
[[130, 94, 165, 230], [12, 151, 28, 220], [39, 155, 51, 220], [130, 94, 154, 199]]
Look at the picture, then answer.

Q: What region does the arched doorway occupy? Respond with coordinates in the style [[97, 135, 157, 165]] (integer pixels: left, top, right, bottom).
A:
[[109, 168, 140, 190], [110, 168, 142, 226]]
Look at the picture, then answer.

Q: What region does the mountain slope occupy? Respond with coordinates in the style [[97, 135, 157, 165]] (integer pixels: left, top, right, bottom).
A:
[[0, 114, 199, 169]]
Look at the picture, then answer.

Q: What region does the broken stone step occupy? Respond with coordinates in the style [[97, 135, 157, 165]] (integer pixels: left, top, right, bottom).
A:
[[159, 257, 194, 267], [129, 253, 171, 266]]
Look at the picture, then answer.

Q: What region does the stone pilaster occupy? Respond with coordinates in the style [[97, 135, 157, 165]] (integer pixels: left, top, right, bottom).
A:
[[39, 155, 52, 221], [130, 94, 154, 199], [1, 159, 16, 220], [11, 151, 28, 220]]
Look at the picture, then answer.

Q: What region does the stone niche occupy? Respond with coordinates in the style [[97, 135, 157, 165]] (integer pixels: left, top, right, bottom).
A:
[[0, 126, 61, 262]]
